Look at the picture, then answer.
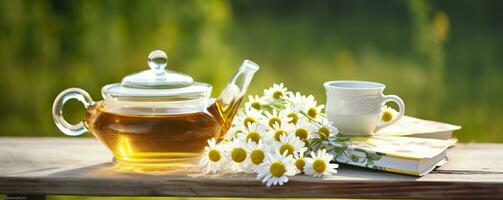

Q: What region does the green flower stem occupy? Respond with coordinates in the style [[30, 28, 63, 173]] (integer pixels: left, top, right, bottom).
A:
[[300, 111, 323, 125], [283, 98, 326, 124]]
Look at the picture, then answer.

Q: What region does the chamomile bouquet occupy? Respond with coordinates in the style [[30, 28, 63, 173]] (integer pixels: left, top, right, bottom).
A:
[[198, 83, 339, 187]]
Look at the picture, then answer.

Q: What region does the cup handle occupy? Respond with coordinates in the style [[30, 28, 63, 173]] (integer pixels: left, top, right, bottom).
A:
[[374, 95, 405, 132], [52, 88, 94, 136]]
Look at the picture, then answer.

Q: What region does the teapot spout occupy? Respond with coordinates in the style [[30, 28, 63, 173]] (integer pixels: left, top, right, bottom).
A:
[[213, 60, 259, 129], [219, 60, 259, 100]]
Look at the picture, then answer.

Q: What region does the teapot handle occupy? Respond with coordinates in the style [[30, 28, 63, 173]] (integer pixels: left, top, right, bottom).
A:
[[52, 88, 94, 136]]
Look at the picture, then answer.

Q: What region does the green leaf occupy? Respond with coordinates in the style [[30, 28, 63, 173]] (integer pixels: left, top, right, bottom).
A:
[[367, 153, 382, 161], [333, 137, 350, 142], [366, 160, 374, 168], [350, 154, 359, 162]]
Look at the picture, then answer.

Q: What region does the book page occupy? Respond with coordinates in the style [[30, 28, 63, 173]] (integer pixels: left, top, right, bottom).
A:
[[376, 116, 461, 138]]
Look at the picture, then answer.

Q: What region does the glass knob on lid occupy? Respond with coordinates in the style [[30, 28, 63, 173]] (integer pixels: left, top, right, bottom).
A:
[[102, 50, 211, 102], [148, 50, 168, 72], [121, 50, 193, 89]]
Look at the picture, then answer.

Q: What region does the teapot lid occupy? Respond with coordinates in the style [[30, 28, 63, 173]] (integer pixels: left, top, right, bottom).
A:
[[102, 50, 211, 101]]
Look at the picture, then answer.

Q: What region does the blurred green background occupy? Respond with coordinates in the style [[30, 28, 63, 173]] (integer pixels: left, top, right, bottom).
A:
[[1, 0, 502, 145]]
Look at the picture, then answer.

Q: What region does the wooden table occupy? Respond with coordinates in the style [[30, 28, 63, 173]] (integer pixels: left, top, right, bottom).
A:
[[0, 138, 502, 199]]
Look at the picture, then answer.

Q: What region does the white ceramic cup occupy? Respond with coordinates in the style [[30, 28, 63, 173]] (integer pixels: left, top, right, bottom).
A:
[[324, 80, 405, 135]]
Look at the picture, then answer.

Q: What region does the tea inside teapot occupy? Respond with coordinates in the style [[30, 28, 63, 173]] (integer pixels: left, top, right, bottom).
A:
[[84, 100, 226, 170]]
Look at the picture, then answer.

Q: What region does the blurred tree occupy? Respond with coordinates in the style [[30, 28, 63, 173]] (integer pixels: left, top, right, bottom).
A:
[[408, 0, 449, 117], [0, 0, 236, 136]]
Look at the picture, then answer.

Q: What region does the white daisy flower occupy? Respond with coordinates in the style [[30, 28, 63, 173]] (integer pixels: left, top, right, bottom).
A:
[[264, 83, 290, 100], [235, 107, 264, 129], [293, 151, 306, 174], [247, 140, 270, 170], [281, 103, 305, 125], [236, 122, 270, 144], [270, 119, 295, 142], [224, 125, 240, 141], [310, 117, 338, 139], [226, 139, 251, 172], [285, 92, 306, 106], [276, 134, 307, 156], [245, 95, 268, 111], [292, 119, 315, 141], [380, 105, 398, 123], [302, 95, 325, 120], [304, 149, 338, 177], [262, 109, 287, 128], [257, 151, 296, 187], [198, 138, 228, 174]]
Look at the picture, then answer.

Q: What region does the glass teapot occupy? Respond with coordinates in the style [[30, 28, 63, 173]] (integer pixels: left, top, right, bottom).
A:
[[52, 50, 259, 170]]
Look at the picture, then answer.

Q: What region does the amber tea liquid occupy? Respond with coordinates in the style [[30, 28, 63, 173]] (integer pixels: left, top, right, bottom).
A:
[[84, 101, 233, 170]]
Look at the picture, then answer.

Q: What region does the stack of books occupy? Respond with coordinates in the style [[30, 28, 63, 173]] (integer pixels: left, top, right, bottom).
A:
[[332, 116, 461, 176]]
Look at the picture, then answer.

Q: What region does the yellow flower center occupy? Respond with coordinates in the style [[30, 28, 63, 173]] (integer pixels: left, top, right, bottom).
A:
[[318, 127, 330, 138], [269, 161, 286, 177], [243, 117, 257, 128], [274, 130, 287, 141], [295, 128, 308, 140], [313, 159, 327, 173], [251, 102, 261, 110], [250, 150, 265, 165], [307, 107, 317, 118], [279, 144, 294, 155], [231, 148, 247, 163], [295, 158, 305, 171], [246, 132, 261, 143], [287, 112, 298, 124], [381, 111, 393, 122], [268, 117, 281, 128], [273, 91, 283, 99], [208, 149, 221, 162]]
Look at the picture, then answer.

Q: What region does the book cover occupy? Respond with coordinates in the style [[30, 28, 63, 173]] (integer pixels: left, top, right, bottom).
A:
[[330, 135, 457, 176]]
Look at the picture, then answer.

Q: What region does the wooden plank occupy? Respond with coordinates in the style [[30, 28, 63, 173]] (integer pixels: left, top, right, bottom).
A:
[[0, 137, 502, 198]]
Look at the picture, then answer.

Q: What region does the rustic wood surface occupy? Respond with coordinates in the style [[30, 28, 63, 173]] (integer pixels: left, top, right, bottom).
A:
[[0, 137, 502, 198]]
